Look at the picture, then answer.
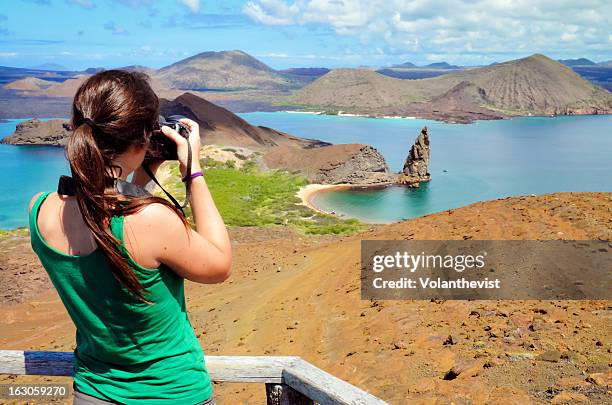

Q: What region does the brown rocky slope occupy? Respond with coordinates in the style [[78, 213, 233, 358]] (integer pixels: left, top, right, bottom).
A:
[[1, 192, 610, 404], [160, 92, 326, 149], [290, 54, 612, 122]]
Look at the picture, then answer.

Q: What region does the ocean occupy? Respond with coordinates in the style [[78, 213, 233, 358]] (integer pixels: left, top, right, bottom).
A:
[[240, 113, 612, 223], [0, 119, 69, 229], [0, 114, 611, 228]]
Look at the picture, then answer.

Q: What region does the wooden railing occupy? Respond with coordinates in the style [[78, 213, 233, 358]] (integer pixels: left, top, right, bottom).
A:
[[0, 350, 388, 405]]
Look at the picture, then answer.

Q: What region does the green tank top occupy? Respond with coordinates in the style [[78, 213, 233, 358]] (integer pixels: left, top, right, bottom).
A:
[[29, 192, 213, 404]]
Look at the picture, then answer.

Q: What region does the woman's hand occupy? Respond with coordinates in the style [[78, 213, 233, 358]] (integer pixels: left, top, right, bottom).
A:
[[161, 118, 202, 178]]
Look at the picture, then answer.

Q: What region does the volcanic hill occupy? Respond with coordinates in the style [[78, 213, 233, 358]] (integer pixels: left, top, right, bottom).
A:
[[159, 92, 325, 149], [154, 50, 309, 92], [290, 54, 612, 121]]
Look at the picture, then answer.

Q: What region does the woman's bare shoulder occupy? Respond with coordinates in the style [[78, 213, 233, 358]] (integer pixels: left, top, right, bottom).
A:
[[132, 202, 182, 221], [126, 202, 187, 236], [123, 202, 190, 267], [28, 192, 47, 213]]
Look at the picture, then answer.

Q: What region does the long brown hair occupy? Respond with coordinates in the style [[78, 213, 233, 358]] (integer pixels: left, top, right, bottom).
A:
[[67, 70, 187, 301]]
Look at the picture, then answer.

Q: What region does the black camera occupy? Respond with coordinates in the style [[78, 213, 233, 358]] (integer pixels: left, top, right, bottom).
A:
[[145, 115, 190, 161]]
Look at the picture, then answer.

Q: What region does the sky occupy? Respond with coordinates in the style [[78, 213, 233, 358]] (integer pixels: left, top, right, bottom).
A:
[[0, 0, 610, 71]]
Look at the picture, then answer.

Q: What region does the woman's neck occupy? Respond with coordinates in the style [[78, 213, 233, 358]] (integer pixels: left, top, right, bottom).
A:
[[109, 145, 145, 180], [109, 160, 134, 180]]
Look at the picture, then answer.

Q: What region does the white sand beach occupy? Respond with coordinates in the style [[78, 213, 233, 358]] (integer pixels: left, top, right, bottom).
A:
[[296, 183, 354, 214]]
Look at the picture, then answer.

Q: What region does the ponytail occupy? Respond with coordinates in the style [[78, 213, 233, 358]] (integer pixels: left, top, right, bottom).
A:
[[67, 70, 189, 302], [67, 122, 150, 301]]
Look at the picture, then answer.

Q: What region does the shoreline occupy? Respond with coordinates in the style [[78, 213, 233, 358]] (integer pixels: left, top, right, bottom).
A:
[[296, 183, 355, 215], [297, 182, 396, 217], [280, 109, 612, 124]]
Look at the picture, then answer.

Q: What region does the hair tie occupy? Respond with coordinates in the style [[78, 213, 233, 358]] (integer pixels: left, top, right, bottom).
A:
[[83, 118, 97, 130]]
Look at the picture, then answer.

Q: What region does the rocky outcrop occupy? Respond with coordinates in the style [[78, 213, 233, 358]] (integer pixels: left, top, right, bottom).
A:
[[398, 126, 431, 187], [264, 143, 395, 185], [0, 119, 71, 146]]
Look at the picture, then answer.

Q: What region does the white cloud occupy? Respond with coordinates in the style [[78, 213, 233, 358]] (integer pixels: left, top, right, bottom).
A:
[[179, 0, 200, 13], [0, 52, 17, 57], [242, 0, 612, 61], [257, 52, 290, 57], [561, 32, 577, 42], [243, 0, 299, 25]]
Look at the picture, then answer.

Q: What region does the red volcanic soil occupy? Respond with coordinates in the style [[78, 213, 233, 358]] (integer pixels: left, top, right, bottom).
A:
[[1, 192, 611, 404]]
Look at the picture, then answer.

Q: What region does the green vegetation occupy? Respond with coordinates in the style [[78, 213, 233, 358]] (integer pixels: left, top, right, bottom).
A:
[[0, 227, 29, 241], [270, 98, 296, 107], [158, 157, 365, 235]]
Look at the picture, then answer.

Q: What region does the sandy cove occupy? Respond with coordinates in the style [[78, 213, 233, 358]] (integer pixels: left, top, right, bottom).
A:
[[296, 183, 355, 215], [1, 192, 611, 404]]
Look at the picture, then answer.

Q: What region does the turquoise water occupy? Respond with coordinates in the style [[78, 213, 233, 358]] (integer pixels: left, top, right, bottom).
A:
[[239, 113, 612, 223], [1, 114, 611, 228], [0, 119, 69, 229]]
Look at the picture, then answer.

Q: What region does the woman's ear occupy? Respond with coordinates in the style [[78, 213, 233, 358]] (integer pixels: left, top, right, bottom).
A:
[[129, 143, 148, 165], [133, 138, 149, 154]]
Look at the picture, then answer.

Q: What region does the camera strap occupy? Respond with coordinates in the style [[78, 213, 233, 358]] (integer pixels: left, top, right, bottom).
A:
[[142, 140, 192, 216]]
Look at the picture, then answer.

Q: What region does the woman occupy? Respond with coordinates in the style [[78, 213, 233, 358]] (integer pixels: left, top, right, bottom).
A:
[[28, 70, 232, 404]]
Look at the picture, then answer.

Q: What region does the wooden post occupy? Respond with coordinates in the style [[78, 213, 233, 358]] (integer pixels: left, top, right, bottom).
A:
[[266, 383, 314, 405]]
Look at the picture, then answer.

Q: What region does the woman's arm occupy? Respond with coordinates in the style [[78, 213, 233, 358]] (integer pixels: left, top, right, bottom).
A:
[[132, 119, 232, 283], [132, 203, 232, 283], [173, 119, 231, 258]]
